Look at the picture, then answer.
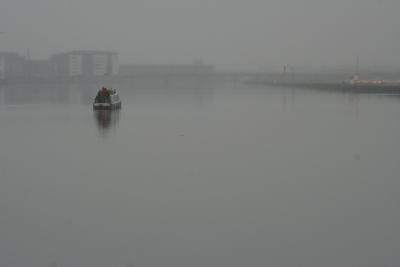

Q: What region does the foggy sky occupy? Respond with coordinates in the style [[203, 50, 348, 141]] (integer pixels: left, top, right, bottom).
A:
[[1, 0, 400, 70]]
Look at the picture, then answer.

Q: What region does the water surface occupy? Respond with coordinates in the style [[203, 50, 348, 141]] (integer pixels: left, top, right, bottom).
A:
[[1, 77, 400, 267]]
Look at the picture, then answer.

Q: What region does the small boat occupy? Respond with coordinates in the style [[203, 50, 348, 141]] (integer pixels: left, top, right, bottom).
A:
[[93, 87, 121, 110]]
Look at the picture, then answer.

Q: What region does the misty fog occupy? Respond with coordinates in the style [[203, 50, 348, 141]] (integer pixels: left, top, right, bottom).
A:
[[1, 1, 400, 267], [1, 0, 400, 70]]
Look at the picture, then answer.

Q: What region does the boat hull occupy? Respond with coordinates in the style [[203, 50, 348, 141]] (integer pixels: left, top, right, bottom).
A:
[[93, 101, 121, 110]]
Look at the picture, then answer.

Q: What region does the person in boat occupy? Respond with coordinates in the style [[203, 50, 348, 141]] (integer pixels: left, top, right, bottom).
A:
[[95, 87, 111, 103], [101, 87, 109, 95]]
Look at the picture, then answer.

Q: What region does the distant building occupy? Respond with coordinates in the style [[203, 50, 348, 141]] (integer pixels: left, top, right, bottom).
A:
[[51, 50, 119, 77], [0, 52, 26, 79], [25, 59, 53, 79]]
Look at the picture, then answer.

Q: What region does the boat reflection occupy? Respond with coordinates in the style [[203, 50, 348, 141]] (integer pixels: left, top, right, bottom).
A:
[[94, 109, 121, 136]]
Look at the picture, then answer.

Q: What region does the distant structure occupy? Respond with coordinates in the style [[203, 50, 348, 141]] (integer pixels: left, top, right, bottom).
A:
[[51, 50, 119, 77], [0, 52, 25, 79], [25, 59, 54, 79], [120, 60, 214, 77]]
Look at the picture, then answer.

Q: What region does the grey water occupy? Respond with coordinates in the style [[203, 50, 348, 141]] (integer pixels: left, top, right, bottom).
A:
[[1, 77, 400, 267]]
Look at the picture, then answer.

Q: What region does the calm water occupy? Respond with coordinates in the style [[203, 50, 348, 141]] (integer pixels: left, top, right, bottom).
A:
[[1, 77, 400, 267]]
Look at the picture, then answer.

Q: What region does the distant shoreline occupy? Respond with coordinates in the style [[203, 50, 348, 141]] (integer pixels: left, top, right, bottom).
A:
[[247, 80, 400, 94], [0, 73, 216, 85], [2, 74, 400, 95]]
